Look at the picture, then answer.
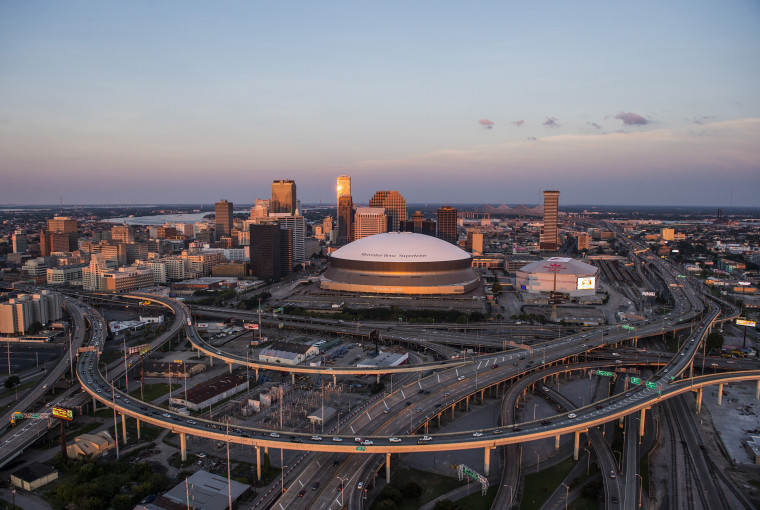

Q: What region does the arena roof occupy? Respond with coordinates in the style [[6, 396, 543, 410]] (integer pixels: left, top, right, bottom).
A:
[[330, 232, 470, 263], [518, 257, 597, 276]]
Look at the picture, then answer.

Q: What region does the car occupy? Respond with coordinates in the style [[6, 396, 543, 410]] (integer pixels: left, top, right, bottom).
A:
[[424, 390, 431, 395], [42, 384, 48, 389], [291, 437, 303, 443], [187, 420, 197, 425], [615, 360, 622, 364], [404, 401, 412, 407], [298, 489, 305, 497], [581, 343, 587, 347], [541, 420, 551, 426], [333, 460, 340, 466], [361, 440, 374, 445], [45, 402, 52, 407], [416, 407, 422, 413], [383, 408, 390, 414], [418, 389, 424, 394], [472, 432, 483, 437], [354, 437, 363, 443], [609, 470, 616, 479], [491, 364, 498, 369], [612, 353, 620, 357], [421, 435, 432, 441], [663, 368, 669, 373], [197, 452, 206, 458], [568, 413, 577, 419], [332, 436, 343, 442], [389, 437, 401, 442], [512, 426, 522, 432], [443, 392, 450, 397], [680, 352, 685, 356], [312, 482, 320, 490], [270, 433, 280, 438], [162, 413, 171, 418], [710, 363, 718, 367], [357, 482, 363, 490], [493, 429, 502, 434], [311, 436, 322, 441], [336, 484, 343, 492], [457, 375, 465, 381]]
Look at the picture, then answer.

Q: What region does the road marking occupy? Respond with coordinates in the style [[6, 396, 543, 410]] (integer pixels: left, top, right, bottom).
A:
[[400, 390, 405, 399], [366, 411, 371, 421], [437, 374, 440, 383], [418, 381, 423, 389], [350, 426, 355, 433], [383, 400, 388, 409], [299, 480, 304, 487]]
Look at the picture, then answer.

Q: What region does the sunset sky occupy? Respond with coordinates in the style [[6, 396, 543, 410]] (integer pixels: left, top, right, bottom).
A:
[[1, 1, 758, 206]]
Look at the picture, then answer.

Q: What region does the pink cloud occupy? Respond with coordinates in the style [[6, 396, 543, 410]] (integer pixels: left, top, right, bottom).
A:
[[479, 118, 495, 129]]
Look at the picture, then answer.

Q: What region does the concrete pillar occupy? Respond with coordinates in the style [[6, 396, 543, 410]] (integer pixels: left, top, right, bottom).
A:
[[290, 373, 294, 384], [137, 419, 141, 440], [385, 453, 391, 483], [180, 432, 187, 461], [480, 389, 484, 403], [484, 447, 493, 476], [451, 405, 455, 419], [555, 435, 560, 451], [255, 368, 259, 381], [121, 414, 127, 445], [265, 446, 269, 456], [689, 361, 693, 379], [696, 387, 703, 414], [639, 409, 646, 442], [424, 421, 428, 434], [256, 446, 262, 480], [573, 431, 581, 460], [229, 363, 233, 374], [333, 374, 337, 386], [210, 356, 213, 367], [717, 383, 723, 406], [92, 397, 97, 413], [465, 396, 469, 411], [437, 414, 441, 427], [756, 380, 759, 400], [377, 374, 381, 384]]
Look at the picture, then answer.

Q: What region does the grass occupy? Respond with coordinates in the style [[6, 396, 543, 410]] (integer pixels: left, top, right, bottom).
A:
[[99, 350, 124, 364], [382, 467, 464, 510], [568, 497, 600, 510], [521, 458, 577, 510], [455, 483, 498, 509], [129, 383, 180, 402]]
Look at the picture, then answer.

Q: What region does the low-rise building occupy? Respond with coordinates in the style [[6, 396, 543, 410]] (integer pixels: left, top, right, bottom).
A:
[[258, 341, 319, 365], [10, 462, 59, 491], [66, 431, 115, 459], [169, 374, 248, 412]]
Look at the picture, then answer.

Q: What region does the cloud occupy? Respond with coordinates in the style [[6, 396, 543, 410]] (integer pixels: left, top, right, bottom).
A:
[[512, 120, 525, 127], [690, 115, 715, 125], [587, 122, 602, 130], [615, 112, 649, 125], [527, 137, 537, 141], [543, 117, 560, 128], [479, 118, 495, 129]]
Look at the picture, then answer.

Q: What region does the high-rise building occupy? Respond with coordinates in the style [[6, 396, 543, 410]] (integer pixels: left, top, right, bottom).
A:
[[271, 180, 297, 214], [12, 230, 27, 253], [354, 207, 388, 240], [270, 213, 306, 262], [337, 175, 351, 199], [577, 233, 590, 251], [111, 225, 135, 244], [250, 220, 291, 280], [660, 228, 675, 241], [437, 206, 458, 244], [47, 216, 78, 251], [539, 190, 560, 251], [369, 191, 407, 232], [337, 196, 353, 245], [401, 211, 436, 237], [250, 199, 269, 219], [215, 200, 233, 237]]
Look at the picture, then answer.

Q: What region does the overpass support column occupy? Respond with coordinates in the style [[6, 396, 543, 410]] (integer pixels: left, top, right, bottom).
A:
[[229, 363, 233, 375], [717, 384, 724, 406], [180, 432, 187, 462], [424, 421, 428, 434], [555, 435, 560, 451], [385, 453, 391, 484], [92, 398, 97, 413], [465, 396, 469, 411], [437, 414, 441, 427], [121, 414, 127, 445], [377, 374, 380, 384], [255, 446, 261, 480], [451, 405, 455, 419], [483, 447, 494, 476], [210, 356, 213, 367], [255, 368, 259, 381], [264, 446, 268, 456], [689, 361, 694, 379], [480, 389, 484, 403], [291, 373, 294, 384], [639, 409, 646, 442], [573, 431, 581, 460], [136, 419, 141, 440], [756, 380, 760, 400], [695, 387, 703, 414], [333, 374, 337, 386]]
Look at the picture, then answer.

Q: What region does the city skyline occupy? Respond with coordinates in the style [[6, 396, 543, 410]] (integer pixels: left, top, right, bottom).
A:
[[1, 1, 759, 207]]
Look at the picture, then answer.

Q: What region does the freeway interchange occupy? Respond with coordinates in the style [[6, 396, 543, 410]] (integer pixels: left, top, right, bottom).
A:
[[30, 236, 756, 509]]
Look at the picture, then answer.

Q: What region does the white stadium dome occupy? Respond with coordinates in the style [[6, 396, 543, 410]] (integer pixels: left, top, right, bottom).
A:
[[515, 257, 598, 297], [320, 232, 480, 295]]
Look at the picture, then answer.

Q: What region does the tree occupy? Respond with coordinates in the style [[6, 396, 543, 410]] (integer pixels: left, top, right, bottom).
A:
[[4, 374, 20, 389], [706, 332, 725, 352], [433, 500, 461, 510], [27, 321, 43, 334], [400, 481, 422, 499], [373, 500, 399, 510], [375, 486, 403, 506], [492, 281, 503, 295]]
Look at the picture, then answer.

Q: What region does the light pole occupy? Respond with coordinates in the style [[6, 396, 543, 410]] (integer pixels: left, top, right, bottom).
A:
[[533, 403, 538, 421], [111, 381, 120, 459], [636, 473, 643, 508], [561, 482, 570, 510], [337, 413, 341, 435], [337, 476, 347, 507], [504, 484, 513, 508], [536, 451, 540, 473], [408, 409, 413, 434], [613, 450, 622, 471], [122, 337, 128, 392]]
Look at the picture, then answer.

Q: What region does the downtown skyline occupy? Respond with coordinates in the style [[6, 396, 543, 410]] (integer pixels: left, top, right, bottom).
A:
[[1, 1, 759, 207]]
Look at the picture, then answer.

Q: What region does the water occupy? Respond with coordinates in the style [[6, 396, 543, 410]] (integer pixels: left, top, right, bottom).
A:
[[104, 209, 250, 225]]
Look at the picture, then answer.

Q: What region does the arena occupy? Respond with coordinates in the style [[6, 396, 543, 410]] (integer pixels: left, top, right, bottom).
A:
[[515, 257, 598, 297], [320, 232, 480, 295]]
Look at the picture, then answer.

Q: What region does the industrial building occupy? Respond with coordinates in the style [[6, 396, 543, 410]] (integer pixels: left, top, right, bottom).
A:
[[515, 256, 598, 297]]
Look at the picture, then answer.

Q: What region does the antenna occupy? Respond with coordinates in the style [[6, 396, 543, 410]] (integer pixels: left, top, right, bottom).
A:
[[60, 196, 63, 214]]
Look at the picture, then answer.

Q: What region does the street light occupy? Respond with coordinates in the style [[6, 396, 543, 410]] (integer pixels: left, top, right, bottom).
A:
[[636, 473, 643, 508], [560, 482, 570, 510], [536, 451, 540, 473], [504, 484, 513, 508], [337, 476, 348, 508], [613, 450, 622, 471]]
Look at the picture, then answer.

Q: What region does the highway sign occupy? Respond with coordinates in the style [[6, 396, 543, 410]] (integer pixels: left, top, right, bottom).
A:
[[596, 370, 614, 377], [461, 465, 480, 481], [630, 377, 642, 385], [356, 446, 365, 452], [646, 382, 657, 389], [622, 325, 635, 331], [52, 407, 73, 421]]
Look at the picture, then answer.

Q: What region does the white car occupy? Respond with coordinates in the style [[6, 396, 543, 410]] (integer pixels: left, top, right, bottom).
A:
[[568, 413, 577, 419], [270, 433, 280, 438], [361, 440, 374, 445], [472, 432, 483, 437], [389, 437, 401, 443], [311, 436, 322, 441], [457, 376, 465, 381], [332, 437, 343, 442]]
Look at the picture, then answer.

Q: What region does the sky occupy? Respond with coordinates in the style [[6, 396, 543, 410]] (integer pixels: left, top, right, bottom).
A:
[[1, 1, 759, 207]]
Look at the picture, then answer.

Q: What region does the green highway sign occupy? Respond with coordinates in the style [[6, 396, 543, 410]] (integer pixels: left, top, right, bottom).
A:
[[32, 414, 38, 419], [631, 377, 642, 385], [622, 325, 635, 331], [462, 466, 479, 481], [646, 382, 657, 389], [356, 446, 365, 452], [596, 370, 614, 377], [677, 275, 687, 278]]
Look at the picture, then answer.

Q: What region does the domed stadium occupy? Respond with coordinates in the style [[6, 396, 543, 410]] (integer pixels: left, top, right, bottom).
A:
[[515, 257, 598, 297], [320, 232, 480, 295]]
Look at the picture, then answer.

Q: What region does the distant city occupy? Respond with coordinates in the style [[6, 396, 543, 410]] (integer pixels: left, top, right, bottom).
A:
[[0, 176, 759, 510]]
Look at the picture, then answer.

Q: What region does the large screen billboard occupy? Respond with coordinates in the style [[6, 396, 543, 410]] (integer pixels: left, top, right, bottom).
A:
[[577, 277, 595, 290], [736, 319, 757, 327], [52, 407, 73, 421]]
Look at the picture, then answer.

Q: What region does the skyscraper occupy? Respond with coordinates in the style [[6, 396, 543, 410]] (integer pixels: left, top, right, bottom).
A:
[[47, 216, 78, 251], [11, 231, 27, 253], [111, 225, 135, 244], [539, 190, 560, 251], [215, 199, 233, 237], [250, 219, 292, 280], [437, 206, 458, 244], [369, 191, 407, 232], [336, 175, 353, 245], [271, 180, 297, 214], [353, 207, 388, 240]]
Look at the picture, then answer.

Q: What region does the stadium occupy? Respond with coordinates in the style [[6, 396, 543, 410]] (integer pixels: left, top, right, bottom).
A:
[[320, 232, 480, 295], [515, 257, 598, 297]]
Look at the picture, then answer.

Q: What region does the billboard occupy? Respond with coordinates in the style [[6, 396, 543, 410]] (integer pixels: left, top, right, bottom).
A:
[[641, 291, 656, 297], [736, 319, 757, 327], [577, 277, 595, 290], [128, 344, 150, 356], [52, 407, 73, 421], [244, 323, 259, 330]]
